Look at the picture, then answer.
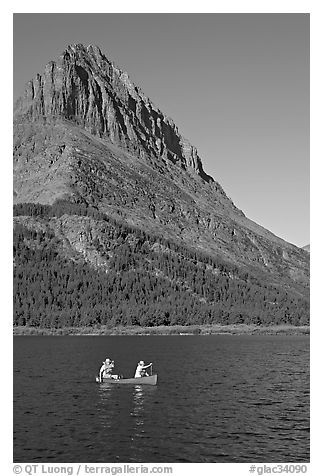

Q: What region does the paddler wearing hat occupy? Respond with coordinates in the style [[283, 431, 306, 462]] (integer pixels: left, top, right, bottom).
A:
[[99, 358, 115, 382], [134, 360, 152, 378]]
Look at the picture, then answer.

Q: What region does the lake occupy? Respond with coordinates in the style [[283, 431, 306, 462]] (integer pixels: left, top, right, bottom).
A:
[[13, 334, 310, 462]]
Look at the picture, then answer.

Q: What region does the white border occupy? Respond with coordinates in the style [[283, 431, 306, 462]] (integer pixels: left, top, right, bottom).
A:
[[3, 3, 321, 475]]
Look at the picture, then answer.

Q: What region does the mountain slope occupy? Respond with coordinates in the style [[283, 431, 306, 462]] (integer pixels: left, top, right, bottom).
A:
[[13, 44, 309, 327], [13, 203, 309, 328]]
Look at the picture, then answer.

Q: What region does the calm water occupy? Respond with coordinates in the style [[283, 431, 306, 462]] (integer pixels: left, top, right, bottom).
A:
[[13, 335, 310, 462]]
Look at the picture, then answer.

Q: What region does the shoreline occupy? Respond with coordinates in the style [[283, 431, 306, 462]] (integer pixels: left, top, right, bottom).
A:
[[13, 324, 310, 336]]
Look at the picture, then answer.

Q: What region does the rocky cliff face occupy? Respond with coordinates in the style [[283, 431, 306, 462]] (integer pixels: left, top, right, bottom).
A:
[[13, 44, 310, 294], [14, 44, 214, 184]]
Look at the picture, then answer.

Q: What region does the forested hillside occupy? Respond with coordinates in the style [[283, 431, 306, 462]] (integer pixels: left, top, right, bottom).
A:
[[13, 201, 309, 328]]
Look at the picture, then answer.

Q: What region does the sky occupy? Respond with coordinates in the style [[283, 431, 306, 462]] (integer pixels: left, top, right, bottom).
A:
[[13, 13, 310, 247]]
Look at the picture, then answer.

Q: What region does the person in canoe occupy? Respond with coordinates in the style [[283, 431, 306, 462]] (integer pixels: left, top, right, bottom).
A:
[[99, 358, 117, 381], [134, 360, 153, 378]]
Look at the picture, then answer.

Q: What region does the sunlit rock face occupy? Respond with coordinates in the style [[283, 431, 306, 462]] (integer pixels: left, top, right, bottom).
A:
[[14, 44, 213, 183], [13, 44, 310, 291]]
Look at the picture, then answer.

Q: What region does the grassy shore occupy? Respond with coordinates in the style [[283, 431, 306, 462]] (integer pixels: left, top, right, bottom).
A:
[[13, 323, 310, 336]]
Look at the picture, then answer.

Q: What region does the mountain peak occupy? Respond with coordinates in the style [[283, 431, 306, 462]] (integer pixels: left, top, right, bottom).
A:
[[13, 44, 310, 295], [62, 43, 105, 62], [14, 43, 214, 184]]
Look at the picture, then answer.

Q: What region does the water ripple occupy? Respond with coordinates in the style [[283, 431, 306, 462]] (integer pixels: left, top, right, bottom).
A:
[[14, 335, 309, 462]]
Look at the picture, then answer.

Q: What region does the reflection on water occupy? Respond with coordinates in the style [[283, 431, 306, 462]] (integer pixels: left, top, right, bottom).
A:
[[14, 335, 310, 462], [131, 385, 144, 420], [129, 385, 158, 459], [96, 381, 158, 461], [96, 383, 114, 431], [131, 386, 146, 449]]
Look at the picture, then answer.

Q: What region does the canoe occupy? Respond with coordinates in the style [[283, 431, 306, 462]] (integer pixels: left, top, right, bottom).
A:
[[96, 374, 158, 385]]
